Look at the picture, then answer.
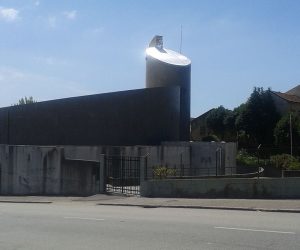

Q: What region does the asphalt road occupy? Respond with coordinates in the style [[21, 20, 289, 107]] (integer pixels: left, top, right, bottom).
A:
[[0, 202, 299, 250]]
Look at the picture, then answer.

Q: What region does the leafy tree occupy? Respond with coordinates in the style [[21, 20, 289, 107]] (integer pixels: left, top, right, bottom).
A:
[[270, 154, 300, 170], [16, 96, 36, 105], [206, 106, 232, 140], [195, 87, 282, 146], [234, 103, 247, 131], [235, 87, 280, 146], [274, 113, 300, 147]]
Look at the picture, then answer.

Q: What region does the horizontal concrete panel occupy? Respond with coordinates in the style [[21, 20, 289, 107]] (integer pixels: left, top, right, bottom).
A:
[[141, 178, 300, 199]]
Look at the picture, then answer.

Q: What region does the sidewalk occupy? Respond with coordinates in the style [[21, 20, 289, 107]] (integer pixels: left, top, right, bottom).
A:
[[94, 195, 300, 213], [0, 194, 300, 213]]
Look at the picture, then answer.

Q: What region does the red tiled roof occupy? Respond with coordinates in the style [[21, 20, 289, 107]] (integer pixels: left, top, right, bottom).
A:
[[192, 108, 214, 123], [286, 85, 300, 96], [272, 91, 300, 103]]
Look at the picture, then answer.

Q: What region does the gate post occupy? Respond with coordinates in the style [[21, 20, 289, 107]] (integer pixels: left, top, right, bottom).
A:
[[139, 156, 147, 195], [140, 157, 145, 183], [99, 154, 106, 193]]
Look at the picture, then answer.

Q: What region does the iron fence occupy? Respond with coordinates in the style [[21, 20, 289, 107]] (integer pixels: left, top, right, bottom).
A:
[[145, 164, 238, 180], [241, 146, 300, 158], [237, 146, 300, 177], [105, 155, 140, 195], [282, 170, 300, 178]]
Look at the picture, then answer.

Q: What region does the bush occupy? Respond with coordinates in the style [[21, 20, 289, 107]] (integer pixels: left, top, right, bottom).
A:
[[270, 154, 300, 170], [153, 166, 176, 179], [289, 161, 300, 170], [236, 149, 258, 167]]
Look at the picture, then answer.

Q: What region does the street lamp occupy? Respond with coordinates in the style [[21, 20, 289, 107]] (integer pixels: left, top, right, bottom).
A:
[[257, 144, 261, 179]]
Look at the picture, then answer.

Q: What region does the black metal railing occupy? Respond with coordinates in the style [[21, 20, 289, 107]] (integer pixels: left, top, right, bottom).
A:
[[237, 147, 300, 177], [282, 170, 300, 178], [145, 164, 238, 180], [105, 155, 140, 195]]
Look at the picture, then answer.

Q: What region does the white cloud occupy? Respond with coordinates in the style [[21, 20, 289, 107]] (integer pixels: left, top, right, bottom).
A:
[[0, 7, 19, 22], [33, 56, 68, 66], [47, 10, 77, 29], [63, 10, 77, 20], [48, 16, 56, 28]]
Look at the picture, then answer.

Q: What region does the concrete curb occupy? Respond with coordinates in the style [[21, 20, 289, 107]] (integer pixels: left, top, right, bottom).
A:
[[97, 203, 300, 213], [0, 200, 52, 204]]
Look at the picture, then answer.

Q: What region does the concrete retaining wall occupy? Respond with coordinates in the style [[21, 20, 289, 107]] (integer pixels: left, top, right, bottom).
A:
[[0, 142, 237, 196], [0, 145, 62, 195], [63, 142, 237, 178], [0, 145, 99, 196], [162, 142, 237, 176], [141, 177, 300, 199]]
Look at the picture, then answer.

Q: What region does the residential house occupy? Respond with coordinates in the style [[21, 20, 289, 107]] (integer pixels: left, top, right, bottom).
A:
[[271, 85, 300, 115], [190, 109, 214, 141]]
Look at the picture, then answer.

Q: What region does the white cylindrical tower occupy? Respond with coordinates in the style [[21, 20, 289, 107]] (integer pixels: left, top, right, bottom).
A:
[[145, 35, 191, 141]]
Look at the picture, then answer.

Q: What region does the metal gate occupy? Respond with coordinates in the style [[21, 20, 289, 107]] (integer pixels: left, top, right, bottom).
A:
[[105, 155, 141, 195]]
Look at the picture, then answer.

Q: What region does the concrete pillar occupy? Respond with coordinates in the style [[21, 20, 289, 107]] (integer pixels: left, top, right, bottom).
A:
[[99, 154, 106, 193], [139, 156, 147, 196]]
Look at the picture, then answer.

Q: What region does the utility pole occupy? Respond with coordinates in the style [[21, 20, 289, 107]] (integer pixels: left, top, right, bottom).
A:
[[290, 113, 293, 157]]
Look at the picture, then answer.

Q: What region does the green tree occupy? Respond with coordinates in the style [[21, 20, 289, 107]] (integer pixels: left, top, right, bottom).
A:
[[234, 103, 247, 131], [206, 106, 233, 140], [235, 87, 280, 146], [16, 96, 36, 105], [274, 113, 300, 147]]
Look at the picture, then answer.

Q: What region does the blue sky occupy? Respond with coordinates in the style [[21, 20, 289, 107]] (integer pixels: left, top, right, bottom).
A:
[[0, 0, 299, 116]]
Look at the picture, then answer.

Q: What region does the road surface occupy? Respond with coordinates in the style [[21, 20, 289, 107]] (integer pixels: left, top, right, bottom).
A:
[[0, 201, 299, 249]]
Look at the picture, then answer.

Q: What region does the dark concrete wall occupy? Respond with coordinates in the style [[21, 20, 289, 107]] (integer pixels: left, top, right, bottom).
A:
[[0, 87, 182, 146], [0, 107, 8, 144]]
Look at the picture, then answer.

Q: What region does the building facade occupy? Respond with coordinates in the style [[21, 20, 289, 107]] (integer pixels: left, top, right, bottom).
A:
[[271, 85, 300, 115]]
